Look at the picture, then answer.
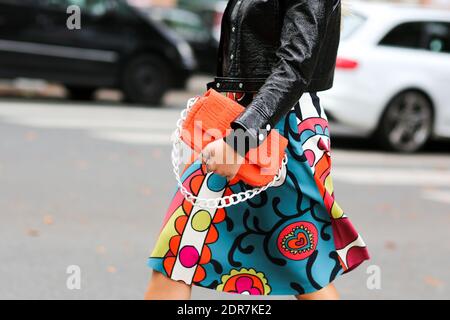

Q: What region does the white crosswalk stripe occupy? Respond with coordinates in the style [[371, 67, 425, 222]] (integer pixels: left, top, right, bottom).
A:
[[0, 101, 177, 145], [332, 167, 450, 187], [1, 101, 449, 204], [91, 130, 172, 145], [421, 189, 450, 204]]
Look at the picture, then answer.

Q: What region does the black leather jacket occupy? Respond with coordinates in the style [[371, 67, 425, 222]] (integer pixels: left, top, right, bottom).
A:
[[210, 0, 342, 155]]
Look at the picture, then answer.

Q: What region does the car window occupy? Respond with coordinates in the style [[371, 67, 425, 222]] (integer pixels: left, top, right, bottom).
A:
[[341, 11, 366, 40], [424, 22, 450, 53], [40, 0, 111, 16], [148, 8, 210, 43], [110, 0, 135, 17], [380, 21, 450, 54], [379, 22, 424, 49]]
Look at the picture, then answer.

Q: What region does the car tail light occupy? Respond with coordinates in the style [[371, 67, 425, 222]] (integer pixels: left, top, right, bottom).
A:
[[336, 57, 359, 69]]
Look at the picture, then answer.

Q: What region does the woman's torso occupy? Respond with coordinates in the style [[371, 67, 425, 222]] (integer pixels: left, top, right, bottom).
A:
[[215, 0, 342, 93]]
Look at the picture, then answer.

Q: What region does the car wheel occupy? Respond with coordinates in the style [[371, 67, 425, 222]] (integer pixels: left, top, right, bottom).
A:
[[67, 86, 96, 101], [122, 55, 169, 105], [376, 91, 433, 153]]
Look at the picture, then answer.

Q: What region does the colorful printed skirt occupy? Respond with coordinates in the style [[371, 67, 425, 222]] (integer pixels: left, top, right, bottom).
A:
[[148, 91, 370, 295]]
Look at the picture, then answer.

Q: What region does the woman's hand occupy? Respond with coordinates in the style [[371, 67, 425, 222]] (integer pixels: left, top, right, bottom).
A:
[[199, 139, 245, 181]]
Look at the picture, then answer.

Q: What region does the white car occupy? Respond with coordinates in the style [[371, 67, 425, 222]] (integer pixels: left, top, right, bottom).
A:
[[320, 1, 450, 152]]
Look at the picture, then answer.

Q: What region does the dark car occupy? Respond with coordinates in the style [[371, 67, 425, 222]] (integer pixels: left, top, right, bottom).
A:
[[144, 6, 218, 74], [0, 0, 197, 104]]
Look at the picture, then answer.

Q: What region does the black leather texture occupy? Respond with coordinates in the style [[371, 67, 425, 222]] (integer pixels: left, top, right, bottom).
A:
[[216, 0, 342, 151]]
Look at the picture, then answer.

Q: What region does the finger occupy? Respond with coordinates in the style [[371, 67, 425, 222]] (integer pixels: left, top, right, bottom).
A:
[[227, 172, 237, 181], [199, 150, 210, 164], [206, 160, 216, 173]]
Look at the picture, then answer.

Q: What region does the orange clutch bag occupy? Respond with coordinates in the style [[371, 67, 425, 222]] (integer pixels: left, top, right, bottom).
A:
[[180, 88, 288, 187]]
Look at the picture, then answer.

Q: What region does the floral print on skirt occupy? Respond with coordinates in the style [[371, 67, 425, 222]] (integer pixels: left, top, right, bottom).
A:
[[147, 91, 370, 295]]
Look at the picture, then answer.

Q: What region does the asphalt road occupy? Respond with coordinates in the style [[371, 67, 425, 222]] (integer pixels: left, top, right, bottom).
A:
[[0, 84, 449, 300]]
